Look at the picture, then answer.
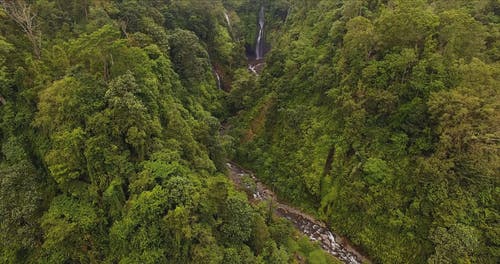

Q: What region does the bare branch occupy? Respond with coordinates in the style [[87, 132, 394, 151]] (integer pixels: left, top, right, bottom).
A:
[[0, 0, 41, 58]]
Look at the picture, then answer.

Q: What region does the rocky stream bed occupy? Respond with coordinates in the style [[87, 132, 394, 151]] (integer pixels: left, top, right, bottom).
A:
[[226, 162, 369, 264]]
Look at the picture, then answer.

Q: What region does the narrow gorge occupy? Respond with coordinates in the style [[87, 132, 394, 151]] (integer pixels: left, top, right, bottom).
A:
[[0, 1, 497, 263]]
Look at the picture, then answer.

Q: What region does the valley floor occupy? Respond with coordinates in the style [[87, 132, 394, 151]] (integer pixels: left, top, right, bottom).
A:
[[226, 162, 370, 264]]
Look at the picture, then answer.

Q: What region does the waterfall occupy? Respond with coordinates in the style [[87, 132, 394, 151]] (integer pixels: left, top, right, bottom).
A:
[[214, 70, 222, 90], [255, 6, 265, 59], [248, 5, 267, 74], [224, 11, 231, 28]]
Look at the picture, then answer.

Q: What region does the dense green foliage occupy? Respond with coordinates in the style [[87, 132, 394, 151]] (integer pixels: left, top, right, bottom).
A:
[[2, 0, 498, 263], [0, 0, 339, 263], [232, 0, 499, 263]]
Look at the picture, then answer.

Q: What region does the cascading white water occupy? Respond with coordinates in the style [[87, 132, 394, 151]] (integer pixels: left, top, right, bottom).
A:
[[247, 6, 266, 74], [214, 70, 222, 90], [248, 64, 258, 75], [255, 6, 265, 59], [224, 11, 231, 28]]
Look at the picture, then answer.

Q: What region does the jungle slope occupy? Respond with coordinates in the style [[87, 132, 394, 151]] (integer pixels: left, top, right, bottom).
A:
[[0, 1, 341, 263], [230, 0, 500, 263]]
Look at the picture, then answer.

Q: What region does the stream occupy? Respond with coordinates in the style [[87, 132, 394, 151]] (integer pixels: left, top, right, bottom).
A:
[[226, 162, 367, 264], [228, 6, 367, 263]]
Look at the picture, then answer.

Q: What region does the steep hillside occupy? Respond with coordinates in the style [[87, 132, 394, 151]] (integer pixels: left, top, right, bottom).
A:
[[0, 0, 339, 263], [231, 0, 499, 263]]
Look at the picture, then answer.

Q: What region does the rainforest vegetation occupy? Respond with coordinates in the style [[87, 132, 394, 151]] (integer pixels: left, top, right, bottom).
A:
[[0, 0, 498, 264]]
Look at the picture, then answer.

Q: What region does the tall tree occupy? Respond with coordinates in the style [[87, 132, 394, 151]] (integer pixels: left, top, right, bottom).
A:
[[1, 0, 41, 58]]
